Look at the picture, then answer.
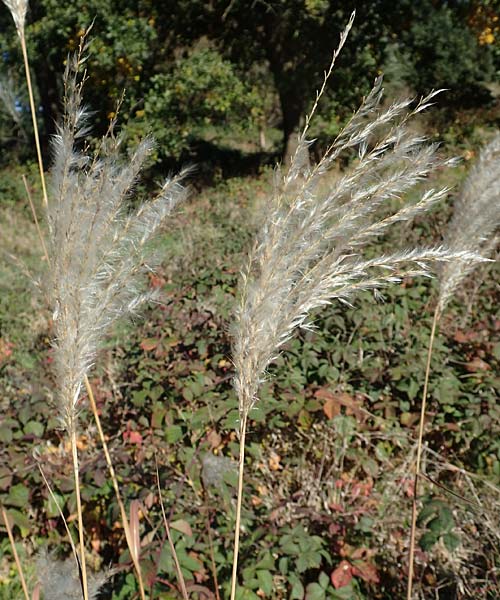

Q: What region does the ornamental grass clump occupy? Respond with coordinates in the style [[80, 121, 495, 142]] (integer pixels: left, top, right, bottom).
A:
[[230, 13, 488, 598], [407, 134, 499, 599]]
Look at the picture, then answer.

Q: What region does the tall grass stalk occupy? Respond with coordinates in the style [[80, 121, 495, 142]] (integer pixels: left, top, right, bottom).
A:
[[2, 1, 89, 595], [5, 13, 186, 595], [230, 13, 489, 596], [2, 0, 48, 208], [154, 457, 189, 600], [42, 34, 187, 598], [407, 134, 499, 599]]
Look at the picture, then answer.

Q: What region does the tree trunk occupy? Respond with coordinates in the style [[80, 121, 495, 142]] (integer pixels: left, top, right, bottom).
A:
[[278, 83, 307, 166]]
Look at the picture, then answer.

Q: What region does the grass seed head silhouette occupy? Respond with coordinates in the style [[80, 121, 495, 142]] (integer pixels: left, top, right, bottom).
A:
[[47, 40, 187, 433]]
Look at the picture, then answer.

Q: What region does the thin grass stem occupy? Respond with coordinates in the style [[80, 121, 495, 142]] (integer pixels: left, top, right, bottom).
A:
[[37, 463, 80, 569], [19, 31, 48, 208], [22, 174, 49, 264], [206, 512, 221, 600], [407, 306, 439, 599], [70, 426, 89, 600], [154, 456, 189, 600], [84, 375, 147, 600], [230, 410, 248, 600], [1, 506, 30, 600]]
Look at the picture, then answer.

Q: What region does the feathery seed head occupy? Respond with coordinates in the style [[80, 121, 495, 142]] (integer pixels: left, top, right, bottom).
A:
[[47, 40, 187, 432], [437, 134, 500, 314], [2, 0, 27, 36], [232, 17, 488, 415]]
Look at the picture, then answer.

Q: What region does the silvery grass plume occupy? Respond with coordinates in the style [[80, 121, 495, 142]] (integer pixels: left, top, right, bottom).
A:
[[437, 133, 500, 315], [232, 17, 485, 418], [229, 14, 485, 599], [36, 550, 109, 600], [2, 0, 27, 36], [47, 43, 187, 434]]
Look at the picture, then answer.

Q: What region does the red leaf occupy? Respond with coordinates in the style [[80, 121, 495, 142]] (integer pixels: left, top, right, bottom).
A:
[[140, 338, 160, 351], [123, 430, 143, 445], [464, 357, 490, 372], [170, 519, 193, 537], [352, 560, 379, 584], [331, 560, 353, 589]]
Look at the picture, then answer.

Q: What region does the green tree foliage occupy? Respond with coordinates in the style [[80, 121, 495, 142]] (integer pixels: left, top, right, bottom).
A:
[[128, 46, 263, 161], [0, 0, 497, 164], [398, 2, 495, 105], [207, 0, 386, 157]]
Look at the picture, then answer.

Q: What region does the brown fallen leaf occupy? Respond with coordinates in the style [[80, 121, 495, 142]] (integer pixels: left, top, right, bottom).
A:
[[465, 357, 490, 372]]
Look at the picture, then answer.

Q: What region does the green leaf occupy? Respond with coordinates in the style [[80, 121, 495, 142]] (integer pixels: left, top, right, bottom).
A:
[[289, 576, 305, 600], [330, 584, 357, 599], [419, 531, 438, 551], [318, 571, 329, 589], [46, 491, 65, 518], [165, 425, 183, 444], [305, 583, 326, 600], [7, 508, 30, 536], [24, 420, 44, 437], [442, 532, 461, 552], [179, 552, 203, 573], [6, 483, 29, 507], [256, 570, 273, 595], [0, 423, 13, 443]]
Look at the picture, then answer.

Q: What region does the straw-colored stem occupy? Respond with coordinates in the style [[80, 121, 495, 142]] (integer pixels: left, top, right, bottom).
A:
[[154, 456, 189, 600], [19, 31, 48, 208], [84, 376, 147, 600], [1, 506, 30, 600], [38, 463, 80, 567], [407, 307, 439, 599], [207, 514, 221, 600], [22, 174, 49, 264], [70, 425, 89, 600], [230, 410, 248, 600]]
